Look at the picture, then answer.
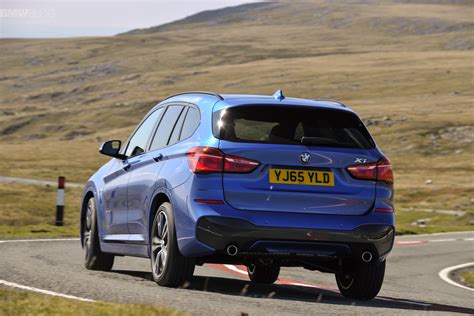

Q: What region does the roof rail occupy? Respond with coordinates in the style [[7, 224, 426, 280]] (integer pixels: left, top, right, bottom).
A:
[[314, 99, 347, 108], [162, 91, 224, 101]]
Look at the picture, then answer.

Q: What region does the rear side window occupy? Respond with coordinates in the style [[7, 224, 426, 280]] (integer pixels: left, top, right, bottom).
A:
[[180, 107, 200, 140], [213, 105, 374, 149], [149, 105, 184, 151], [168, 108, 187, 146]]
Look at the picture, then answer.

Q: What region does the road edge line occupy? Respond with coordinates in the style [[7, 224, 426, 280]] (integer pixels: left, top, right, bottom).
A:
[[396, 231, 474, 238], [0, 238, 79, 243], [0, 279, 96, 302], [438, 262, 474, 292]]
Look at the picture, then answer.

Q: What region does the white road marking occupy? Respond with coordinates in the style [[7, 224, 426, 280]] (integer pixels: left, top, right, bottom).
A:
[[0, 238, 79, 243], [377, 297, 432, 307], [1, 234, 472, 308], [395, 234, 474, 246], [223, 264, 248, 275], [287, 282, 319, 288], [0, 238, 95, 303], [0, 279, 96, 302], [222, 265, 432, 307], [429, 239, 455, 243], [396, 241, 427, 245], [397, 231, 474, 238], [438, 262, 474, 292]]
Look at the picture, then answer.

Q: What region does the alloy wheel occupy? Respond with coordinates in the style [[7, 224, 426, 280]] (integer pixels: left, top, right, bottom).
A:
[[152, 211, 169, 278], [83, 199, 93, 258]]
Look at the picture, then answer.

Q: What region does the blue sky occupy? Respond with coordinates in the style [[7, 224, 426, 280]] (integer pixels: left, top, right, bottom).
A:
[[0, 0, 259, 38]]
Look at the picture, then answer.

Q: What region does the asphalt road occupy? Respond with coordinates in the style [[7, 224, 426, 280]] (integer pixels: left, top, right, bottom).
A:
[[1, 232, 473, 315]]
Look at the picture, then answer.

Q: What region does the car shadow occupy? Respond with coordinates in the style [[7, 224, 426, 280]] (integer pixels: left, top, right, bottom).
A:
[[111, 270, 474, 314]]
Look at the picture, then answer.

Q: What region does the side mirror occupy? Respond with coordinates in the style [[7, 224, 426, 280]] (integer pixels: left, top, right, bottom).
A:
[[99, 140, 126, 159]]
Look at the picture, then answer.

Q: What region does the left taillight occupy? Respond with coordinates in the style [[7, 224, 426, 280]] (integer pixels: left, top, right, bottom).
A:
[[347, 157, 394, 184], [186, 146, 260, 174], [187, 147, 224, 174]]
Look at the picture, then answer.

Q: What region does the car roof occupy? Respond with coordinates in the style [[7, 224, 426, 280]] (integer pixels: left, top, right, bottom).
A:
[[158, 91, 353, 113]]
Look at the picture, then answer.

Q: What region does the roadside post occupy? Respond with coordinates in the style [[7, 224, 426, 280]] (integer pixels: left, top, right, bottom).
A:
[[55, 176, 65, 226]]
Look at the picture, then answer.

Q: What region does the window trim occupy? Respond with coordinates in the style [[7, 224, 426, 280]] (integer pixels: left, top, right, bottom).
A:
[[177, 106, 201, 143], [150, 104, 186, 151], [146, 102, 201, 151], [121, 106, 165, 158], [168, 107, 189, 146]]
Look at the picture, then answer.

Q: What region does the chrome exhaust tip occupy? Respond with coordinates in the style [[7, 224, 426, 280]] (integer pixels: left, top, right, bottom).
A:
[[361, 251, 373, 263], [226, 244, 238, 256]]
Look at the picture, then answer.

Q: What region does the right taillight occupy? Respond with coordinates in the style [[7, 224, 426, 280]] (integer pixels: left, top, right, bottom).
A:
[[347, 157, 393, 184], [376, 157, 394, 183], [223, 155, 260, 173], [187, 146, 260, 174]]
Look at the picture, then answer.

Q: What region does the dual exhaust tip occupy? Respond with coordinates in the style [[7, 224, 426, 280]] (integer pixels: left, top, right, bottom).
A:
[[226, 244, 239, 256], [227, 244, 374, 263], [361, 251, 373, 263]]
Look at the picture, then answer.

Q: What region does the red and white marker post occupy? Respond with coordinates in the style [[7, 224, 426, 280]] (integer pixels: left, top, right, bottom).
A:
[[55, 176, 65, 226]]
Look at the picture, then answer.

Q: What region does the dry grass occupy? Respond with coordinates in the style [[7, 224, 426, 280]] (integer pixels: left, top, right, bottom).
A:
[[462, 271, 474, 287], [0, 183, 82, 238], [0, 288, 183, 316], [0, 0, 473, 235]]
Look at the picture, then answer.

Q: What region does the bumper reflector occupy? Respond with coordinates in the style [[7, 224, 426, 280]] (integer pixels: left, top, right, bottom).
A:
[[194, 199, 225, 205], [375, 208, 394, 213]]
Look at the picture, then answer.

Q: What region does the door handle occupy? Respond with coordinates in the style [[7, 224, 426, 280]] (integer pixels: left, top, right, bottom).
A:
[[123, 163, 131, 171], [153, 154, 163, 162]]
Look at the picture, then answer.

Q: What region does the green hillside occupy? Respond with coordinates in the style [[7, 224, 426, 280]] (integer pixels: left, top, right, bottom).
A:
[[0, 0, 473, 235]]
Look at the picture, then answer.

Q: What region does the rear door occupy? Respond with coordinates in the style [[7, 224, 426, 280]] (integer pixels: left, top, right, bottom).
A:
[[127, 104, 185, 239], [215, 105, 380, 215]]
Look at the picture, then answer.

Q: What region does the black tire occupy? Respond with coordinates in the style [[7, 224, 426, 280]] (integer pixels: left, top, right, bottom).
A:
[[247, 263, 280, 284], [150, 202, 195, 287], [82, 197, 114, 271], [335, 259, 386, 300]]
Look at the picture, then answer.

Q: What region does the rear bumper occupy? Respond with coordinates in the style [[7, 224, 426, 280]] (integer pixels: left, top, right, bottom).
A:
[[196, 216, 395, 259]]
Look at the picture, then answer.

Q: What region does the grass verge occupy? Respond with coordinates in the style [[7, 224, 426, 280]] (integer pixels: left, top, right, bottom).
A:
[[395, 210, 474, 235], [0, 183, 81, 238], [461, 271, 474, 288], [0, 288, 183, 316]]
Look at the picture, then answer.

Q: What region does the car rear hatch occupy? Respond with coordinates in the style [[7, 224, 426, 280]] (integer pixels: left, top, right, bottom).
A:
[[213, 104, 380, 215]]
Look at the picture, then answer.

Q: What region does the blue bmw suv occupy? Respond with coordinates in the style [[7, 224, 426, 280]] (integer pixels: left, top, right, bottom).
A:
[[81, 91, 394, 300]]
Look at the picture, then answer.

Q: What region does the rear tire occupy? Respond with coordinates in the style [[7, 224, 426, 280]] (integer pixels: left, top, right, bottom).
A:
[[82, 197, 114, 271], [335, 259, 386, 300], [247, 263, 280, 284], [150, 202, 195, 287]]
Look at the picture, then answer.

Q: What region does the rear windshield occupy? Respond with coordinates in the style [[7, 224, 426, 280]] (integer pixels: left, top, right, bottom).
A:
[[213, 105, 375, 149]]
